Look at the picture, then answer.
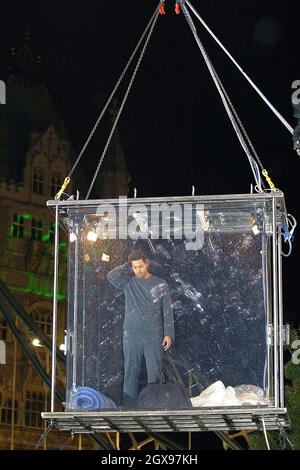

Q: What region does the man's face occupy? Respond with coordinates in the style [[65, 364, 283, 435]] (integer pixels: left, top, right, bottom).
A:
[[131, 259, 149, 278]]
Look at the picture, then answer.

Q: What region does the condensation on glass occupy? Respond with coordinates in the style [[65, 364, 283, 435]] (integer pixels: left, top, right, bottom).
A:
[[48, 193, 286, 413]]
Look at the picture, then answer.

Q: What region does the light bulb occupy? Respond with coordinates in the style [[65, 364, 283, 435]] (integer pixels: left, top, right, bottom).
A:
[[87, 231, 97, 242], [102, 253, 110, 262], [69, 232, 77, 242]]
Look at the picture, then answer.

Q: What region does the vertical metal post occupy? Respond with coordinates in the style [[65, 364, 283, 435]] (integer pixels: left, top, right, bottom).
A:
[[272, 197, 279, 407], [72, 225, 79, 389], [82, 243, 86, 385], [51, 205, 59, 412], [44, 352, 49, 450], [277, 228, 284, 407], [10, 333, 17, 450], [262, 235, 270, 398]]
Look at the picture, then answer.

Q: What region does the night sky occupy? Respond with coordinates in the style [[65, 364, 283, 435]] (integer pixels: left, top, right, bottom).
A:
[[0, 0, 299, 327]]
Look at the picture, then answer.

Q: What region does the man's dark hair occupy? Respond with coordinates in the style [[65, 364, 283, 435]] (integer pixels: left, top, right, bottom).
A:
[[128, 250, 147, 263]]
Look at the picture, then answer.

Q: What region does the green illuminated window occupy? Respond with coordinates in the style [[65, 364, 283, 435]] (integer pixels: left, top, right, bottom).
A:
[[33, 167, 44, 194], [31, 219, 43, 241], [51, 171, 62, 197], [12, 214, 24, 238], [49, 223, 55, 243]]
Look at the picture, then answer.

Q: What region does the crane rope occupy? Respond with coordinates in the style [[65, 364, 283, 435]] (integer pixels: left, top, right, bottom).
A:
[[55, 2, 161, 200], [179, 0, 266, 190], [85, 3, 161, 199], [185, 0, 294, 135]]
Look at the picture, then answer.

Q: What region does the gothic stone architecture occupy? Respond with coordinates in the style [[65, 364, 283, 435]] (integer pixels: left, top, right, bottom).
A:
[[0, 36, 129, 449]]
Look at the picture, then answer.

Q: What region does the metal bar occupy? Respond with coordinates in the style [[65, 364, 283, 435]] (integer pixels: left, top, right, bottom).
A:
[[72, 225, 79, 389], [0, 297, 64, 402], [0, 279, 65, 364], [214, 431, 245, 450], [277, 229, 284, 407], [272, 197, 279, 407], [46, 192, 285, 208], [82, 242, 86, 385], [75, 421, 114, 450], [42, 407, 290, 433], [10, 334, 17, 450], [147, 433, 185, 450], [42, 407, 288, 419], [163, 416, 180, 432], [185, 0, 294, 135], [263, 234, 271, 401], [51, 205, 60, 412]]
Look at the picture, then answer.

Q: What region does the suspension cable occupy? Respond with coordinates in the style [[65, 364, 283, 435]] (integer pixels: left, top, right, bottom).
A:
[[55, 3, 160, 200], [185, 0, 293, 135], [208, 59, 266, 189], [262, 418, 271, 450], [179, 0, 265, 190], [85, 4, 161, 199], [213, 68, 265, 172]]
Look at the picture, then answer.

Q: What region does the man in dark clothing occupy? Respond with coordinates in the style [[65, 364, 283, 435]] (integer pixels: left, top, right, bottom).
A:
[[107, 250, 174, 407]]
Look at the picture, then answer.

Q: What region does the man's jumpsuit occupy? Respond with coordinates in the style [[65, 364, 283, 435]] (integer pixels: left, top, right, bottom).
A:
[[107, 262, 175, 406]]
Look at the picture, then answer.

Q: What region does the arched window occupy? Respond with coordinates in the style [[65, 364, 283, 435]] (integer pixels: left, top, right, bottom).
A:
[[31, 219, 43, 241], [31, 308, 52, 337], [1, 398, 18, 425], [12, 214, 24, 238], [25, 391, 44, 427], [51, 171, 62, 198], [33, 167, 44, 194]]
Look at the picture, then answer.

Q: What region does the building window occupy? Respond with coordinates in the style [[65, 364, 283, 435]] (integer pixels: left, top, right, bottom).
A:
[[1, 398, 18, 425], [31, 219, 43, 241], [31, 309, 52, 337], [49, 223, 55, 243], [25, 391, 44, 427], [33, 167, 44, 194], [0, 316, 8, 340], [51, 171, 62, 198], [12, 214, 24, 238]]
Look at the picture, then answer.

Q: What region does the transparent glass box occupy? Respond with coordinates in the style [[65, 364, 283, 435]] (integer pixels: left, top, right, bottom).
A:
[[45, 192, 289, 432]]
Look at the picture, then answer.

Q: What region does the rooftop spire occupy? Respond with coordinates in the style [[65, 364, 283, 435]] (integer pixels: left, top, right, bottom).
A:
[[10, 28, 42, 77]]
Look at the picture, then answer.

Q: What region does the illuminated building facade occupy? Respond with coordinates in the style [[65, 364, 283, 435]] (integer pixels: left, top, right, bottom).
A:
[[0, 33, 129, 449]]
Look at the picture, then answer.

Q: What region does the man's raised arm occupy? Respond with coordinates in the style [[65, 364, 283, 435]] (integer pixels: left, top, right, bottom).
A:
[[107, 262, 133, 290]]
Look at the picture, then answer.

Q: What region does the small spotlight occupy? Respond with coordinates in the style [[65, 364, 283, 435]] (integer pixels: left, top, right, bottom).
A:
[[84, 254, 90, 262], [252, 223, 260, 235], [59, 344, 66, 352], [32, 338, 42, 347], [69, 232, 77, 243], [87, 231, 97, 242], [102, 253, 110, 262]]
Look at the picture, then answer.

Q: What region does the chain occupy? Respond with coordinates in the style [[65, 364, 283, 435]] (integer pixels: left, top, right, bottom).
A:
[[85, 6, 160, 199]]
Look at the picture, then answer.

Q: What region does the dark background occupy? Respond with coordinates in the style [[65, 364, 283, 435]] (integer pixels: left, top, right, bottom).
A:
[[0, 0, 299, 322]]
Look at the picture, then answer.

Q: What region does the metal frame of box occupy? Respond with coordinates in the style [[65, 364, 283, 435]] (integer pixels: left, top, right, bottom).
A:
[[44, 192, 289, 433]]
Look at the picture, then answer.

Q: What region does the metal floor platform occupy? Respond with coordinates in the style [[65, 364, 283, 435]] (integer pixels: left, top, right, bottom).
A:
[[42, 407, 290, 433]]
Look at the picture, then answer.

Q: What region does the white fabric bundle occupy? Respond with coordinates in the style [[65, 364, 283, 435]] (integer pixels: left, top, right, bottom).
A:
[[191, 381, 267, 407]]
